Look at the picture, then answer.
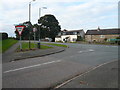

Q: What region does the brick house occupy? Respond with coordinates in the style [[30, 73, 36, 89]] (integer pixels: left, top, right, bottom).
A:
[[55, 29, 85, 42], [85, 28, 120, 42]]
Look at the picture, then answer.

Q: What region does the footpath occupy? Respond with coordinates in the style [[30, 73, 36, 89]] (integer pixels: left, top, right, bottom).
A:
[[2, 42, 65, 63], [57, 60, 118, 88]]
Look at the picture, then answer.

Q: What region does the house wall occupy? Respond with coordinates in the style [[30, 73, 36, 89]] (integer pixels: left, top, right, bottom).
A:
[[55, 37, 62, 42], [61, 35, 77, 42], [85, 34, 119, 42], [55, 30, 85, 42]]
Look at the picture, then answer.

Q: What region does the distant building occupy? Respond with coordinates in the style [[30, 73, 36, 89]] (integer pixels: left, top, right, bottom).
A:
[[85, 28, 120, 42], [55, 29, 85, 42]]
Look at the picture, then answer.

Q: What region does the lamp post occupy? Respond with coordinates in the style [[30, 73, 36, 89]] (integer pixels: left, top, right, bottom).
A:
[[38, 7, 47, 49], [28, 0, 36, 49], [29, 0, 36, 21]]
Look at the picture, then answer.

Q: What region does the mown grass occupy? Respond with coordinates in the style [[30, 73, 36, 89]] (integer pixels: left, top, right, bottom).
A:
[[43, 43, 68, 48], [40, 45, 53, 49], [1, 39, 18, 53], [17, 42, 52, 51], [0, 40, 2, 53], [20, 42, 35, 50]]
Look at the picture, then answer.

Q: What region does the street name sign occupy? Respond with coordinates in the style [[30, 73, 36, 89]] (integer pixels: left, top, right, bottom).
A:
[[33, 27, 37, 32]]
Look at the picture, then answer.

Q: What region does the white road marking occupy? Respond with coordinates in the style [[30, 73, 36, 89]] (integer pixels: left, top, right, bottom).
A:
[[88, 49, 94, 52], [79, 51, 83, 53], [78, 49, 94, 53], [3, 60, 61, 73]]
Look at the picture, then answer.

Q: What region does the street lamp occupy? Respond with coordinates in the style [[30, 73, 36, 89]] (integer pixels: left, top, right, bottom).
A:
[[28, 0, 36, 49], [29, 0, 36, 21], [38, 7, 47, 49]]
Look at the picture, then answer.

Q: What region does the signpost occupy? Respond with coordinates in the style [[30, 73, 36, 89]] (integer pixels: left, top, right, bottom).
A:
[[33, 27, 37, 48], [15, 25, 25, 50], [24, 23, 31, 49]]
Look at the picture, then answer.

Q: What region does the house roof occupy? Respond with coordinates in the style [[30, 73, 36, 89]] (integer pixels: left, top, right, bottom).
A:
[[85, 28, 120, 35], [55, 36, 61, 38], [62, 29, 84, 33]]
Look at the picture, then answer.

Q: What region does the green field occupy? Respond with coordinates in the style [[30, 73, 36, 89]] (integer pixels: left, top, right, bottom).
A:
[[17, 42, 52, 51], [43, 43, 68, 48], [1, 39, 18, 53]]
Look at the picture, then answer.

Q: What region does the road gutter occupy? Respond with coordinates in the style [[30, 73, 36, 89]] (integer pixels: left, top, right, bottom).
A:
[[51, 60, 117, 89]]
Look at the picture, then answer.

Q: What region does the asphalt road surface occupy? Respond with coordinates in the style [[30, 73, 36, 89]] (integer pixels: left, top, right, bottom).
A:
[[60, 60, 118, 88], [2, 43, 118, 88]]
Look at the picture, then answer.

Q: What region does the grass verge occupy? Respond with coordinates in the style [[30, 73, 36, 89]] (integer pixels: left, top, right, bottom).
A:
[[1, 39, 18, 53], [17, 42, 52, 51], [43, 43, 68, 48], [0, 40, 2, 53]]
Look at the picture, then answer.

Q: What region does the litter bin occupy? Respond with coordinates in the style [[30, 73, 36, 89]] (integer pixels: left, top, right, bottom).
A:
[[37, 43, 40, 49]]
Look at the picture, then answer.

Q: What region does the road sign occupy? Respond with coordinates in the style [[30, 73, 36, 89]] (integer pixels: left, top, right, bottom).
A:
[[15, 25, 25, 36], [33, 27, 37, 32]]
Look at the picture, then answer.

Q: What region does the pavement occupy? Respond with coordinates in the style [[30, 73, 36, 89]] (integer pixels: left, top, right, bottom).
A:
[[2, 42, 66, 63], [57, 60, 118, 88]]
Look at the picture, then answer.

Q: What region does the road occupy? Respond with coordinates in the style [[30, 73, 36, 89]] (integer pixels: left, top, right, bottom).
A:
[[2, 43, 118, 88]]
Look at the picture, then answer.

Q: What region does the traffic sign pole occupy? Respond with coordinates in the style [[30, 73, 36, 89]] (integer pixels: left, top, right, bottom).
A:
[[34, 32, 36, 48], [33, 27, 37, 48], [20, 35, 22, 51], [15, 25, 25, 51]]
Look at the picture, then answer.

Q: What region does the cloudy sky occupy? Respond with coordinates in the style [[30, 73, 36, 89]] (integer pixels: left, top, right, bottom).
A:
[[0, 0, 119, 37]]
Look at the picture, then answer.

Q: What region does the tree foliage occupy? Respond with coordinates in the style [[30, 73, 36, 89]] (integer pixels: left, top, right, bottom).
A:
[[38, 14, 61, 41], [15, 14, 61, 42]]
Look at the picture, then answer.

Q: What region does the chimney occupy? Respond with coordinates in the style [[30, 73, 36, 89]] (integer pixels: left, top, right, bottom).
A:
[[63, 29, 67, 32], [97, 26, 100, 31]]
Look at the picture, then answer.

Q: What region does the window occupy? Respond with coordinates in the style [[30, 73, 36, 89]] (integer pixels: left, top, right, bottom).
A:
[[73, 32, 77, 35], [63, 32, 66, 35], [58, 33, 61, 36], [100, 35, 105, 38]]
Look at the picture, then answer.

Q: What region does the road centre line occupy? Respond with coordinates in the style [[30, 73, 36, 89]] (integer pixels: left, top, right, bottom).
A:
[[3, 60, 61, 73]]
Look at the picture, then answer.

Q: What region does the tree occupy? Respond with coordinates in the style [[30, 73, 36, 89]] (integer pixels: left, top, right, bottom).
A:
[[33, 24, 46, 40], [38, 14, 61, 42]]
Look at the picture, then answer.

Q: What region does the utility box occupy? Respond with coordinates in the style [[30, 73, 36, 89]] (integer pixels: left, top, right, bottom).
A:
[[37, 43, 41, 49]]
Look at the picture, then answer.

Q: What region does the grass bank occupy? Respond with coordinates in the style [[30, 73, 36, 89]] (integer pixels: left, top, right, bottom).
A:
[[1, 39, 18, 53]]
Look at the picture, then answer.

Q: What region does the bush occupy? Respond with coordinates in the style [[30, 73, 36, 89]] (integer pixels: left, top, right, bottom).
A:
[[0, 33, 8, 40], [116, 37, 120, 39], [8, 37, 16, 39], [104, 38, 107, 41]]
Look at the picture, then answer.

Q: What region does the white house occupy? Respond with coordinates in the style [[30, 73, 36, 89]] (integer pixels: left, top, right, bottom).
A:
[[55, 29, 85, 42]]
